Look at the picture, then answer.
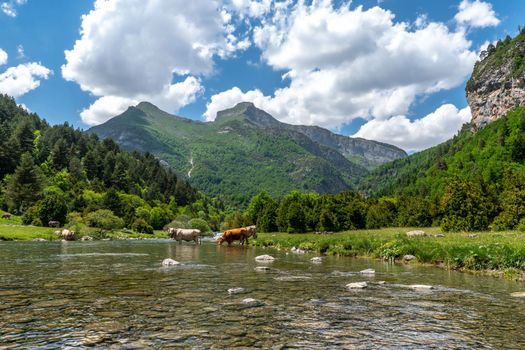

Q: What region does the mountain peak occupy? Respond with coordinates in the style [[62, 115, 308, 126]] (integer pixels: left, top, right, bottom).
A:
[[136, 101, 161, 113], [215, 101, 281, 127]]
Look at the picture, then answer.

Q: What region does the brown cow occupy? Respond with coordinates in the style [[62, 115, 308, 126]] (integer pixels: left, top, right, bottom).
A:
[[2, 213, 11, 220], [218, 227, 248, 246]]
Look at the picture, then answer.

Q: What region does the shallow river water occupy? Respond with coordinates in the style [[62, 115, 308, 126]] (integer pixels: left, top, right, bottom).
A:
[[1, 240, 525, 349]]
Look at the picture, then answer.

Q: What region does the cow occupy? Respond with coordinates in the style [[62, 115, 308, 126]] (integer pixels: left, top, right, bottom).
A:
[[168, 228, 201, 244], [218, 227, 248, 246], [244, 225, 257, 244], [61, 229, 76, 241], [1, 213, 11, 220], [48, 221, 60, 228]]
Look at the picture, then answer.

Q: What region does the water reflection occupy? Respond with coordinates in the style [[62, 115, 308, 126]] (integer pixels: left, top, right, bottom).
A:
[[0, 240, 525, 349]]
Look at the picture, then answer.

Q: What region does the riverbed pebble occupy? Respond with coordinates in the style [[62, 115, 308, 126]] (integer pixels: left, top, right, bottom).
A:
[[162, 258, 180, 266], [511, 292, 525, 298], [81, 236, 94, 241], [254, 266, 271, 272], [346, 282, 368, 289], [242, 298, 261, 306], [410, 284, 433, 290], [359, 268, 375, 275], [228, 287, 245, 295], [311, 257, 323, 263], [255, 255, 275, 262], [32, 238, 47, 242]]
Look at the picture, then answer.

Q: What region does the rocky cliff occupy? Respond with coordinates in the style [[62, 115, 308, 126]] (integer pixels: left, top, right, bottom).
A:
[[467, 31, 525, 128]]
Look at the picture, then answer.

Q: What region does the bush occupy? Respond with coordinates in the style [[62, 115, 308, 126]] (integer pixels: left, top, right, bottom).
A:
[[38, 186, 69, 226], [188, 218, 211, 234], [66, 211, 84, 226], [22, 205, 40, 225], [85, 209, 124, 230], [132, 218, 154, 234], [164, 220, 186, 230]]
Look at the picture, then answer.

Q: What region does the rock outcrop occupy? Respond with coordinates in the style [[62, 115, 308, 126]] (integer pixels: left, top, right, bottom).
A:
[[467, 33, 525, 128]]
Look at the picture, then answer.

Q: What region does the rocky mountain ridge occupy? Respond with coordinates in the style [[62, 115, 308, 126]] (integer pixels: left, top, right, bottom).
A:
[[467, 30, 525, 127]]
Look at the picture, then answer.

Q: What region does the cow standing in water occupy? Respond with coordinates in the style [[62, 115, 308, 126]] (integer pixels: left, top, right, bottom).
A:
[[218, 227, 252, 246], [168, 228, 201, 244]]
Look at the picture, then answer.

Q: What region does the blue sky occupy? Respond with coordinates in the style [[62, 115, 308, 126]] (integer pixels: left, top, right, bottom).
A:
[[0, 0, 523, 151]]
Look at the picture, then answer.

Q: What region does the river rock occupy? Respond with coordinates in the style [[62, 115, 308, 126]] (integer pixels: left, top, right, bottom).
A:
[[162, 258, 180, 266], [61, 229, 76, 241], [33, 238, 47, 242], [81, 236, 94, 241], [311, 257, 323, 263], [406, 230, 426, 237], [291, 247, 306, 254], [228, 287, 245, 295], [403, 254, 416, 262], [254, 266, 271, 272], [255, 255, 275, 262], [359, 268, 375, 275], [511, 292, 525, 298], [410, 284, 433, 290], [346, 282, 368, 289], [242, 298, 261, 306]]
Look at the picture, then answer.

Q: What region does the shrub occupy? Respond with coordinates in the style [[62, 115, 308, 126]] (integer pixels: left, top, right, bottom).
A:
[[164, 220, 186, 230], [132, 218, 154, 234], [85, 209, 124, 230], [188, 218, 211, 234]]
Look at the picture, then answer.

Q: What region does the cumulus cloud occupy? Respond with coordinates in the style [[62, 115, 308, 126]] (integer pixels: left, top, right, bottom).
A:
[[0, 48, 7, 65], [455, 0, 500, 28], [205, 2, 478, 130], [353, 104, 472, 152], [0, 62, 51, 98], [81, 76, 203, 126], [63, 0, 246, 125]]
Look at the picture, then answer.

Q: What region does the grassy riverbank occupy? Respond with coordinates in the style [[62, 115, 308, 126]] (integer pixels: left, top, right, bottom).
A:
[[0, 224, 168, 241], [252, 228, 525, 279]]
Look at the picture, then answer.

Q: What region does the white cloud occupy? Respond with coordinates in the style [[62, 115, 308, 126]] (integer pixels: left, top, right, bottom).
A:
[[455, 0, 500, 28], [63, 0, 246, 125], [0, 62, 51, 98], [16, 45, 25, 59], [206, 2, 478, 132], [1, 0, 26, 17], [0, 48, 7, 65], [353, 104, 471, 152], [1, 2, 15, 17], [228, 0, 272, 18], [80, 76, 203, 126]]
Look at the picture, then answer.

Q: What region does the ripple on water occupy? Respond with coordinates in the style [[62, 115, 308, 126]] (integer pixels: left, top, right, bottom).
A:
[[1, 241, 525, 349]]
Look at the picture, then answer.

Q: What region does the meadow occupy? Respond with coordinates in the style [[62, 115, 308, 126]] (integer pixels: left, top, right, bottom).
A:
[[252, 228, 525, 279]]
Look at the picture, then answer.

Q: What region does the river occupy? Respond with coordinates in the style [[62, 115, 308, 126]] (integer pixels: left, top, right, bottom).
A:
[[0, 240, 524, 349]]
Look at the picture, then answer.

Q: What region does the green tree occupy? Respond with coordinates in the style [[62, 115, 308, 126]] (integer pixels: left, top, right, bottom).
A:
[[188, 218, 211, 233], [38, 186, 68, 226], [4, 153, 43, 213], [440, 178, 490, 232]]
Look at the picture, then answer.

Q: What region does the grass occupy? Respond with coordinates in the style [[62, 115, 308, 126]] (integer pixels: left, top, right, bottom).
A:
[[0, 222, 170, 241], [251, 227, 525, 277]]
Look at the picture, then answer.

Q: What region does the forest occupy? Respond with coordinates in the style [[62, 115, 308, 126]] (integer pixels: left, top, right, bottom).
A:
[[0, 94, 224, 236]]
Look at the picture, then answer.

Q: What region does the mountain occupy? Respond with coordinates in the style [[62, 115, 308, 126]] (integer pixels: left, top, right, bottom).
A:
[[88, 102, 406, 203], [467, 29, 525, 127]]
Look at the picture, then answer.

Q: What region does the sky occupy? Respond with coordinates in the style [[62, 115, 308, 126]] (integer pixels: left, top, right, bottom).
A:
[[0, 0, 523, 152]]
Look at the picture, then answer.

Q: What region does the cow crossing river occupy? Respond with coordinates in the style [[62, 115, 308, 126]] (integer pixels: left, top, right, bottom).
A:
[[1, 240, 525, 348]]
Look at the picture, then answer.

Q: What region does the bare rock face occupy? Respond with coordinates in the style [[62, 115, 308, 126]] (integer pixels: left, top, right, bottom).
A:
[[467, 34, 525, 128]]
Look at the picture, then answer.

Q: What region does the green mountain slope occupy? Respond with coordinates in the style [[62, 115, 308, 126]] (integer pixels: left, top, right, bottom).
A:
[[360, 107, 525, 199], [88, 102, 406, 203]]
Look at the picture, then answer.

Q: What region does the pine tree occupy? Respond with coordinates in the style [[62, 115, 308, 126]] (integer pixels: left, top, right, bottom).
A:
[[5, 153, 43, 213]]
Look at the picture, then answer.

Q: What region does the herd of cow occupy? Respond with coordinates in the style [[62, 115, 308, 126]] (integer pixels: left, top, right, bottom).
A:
[[167, 225, 257, 245]]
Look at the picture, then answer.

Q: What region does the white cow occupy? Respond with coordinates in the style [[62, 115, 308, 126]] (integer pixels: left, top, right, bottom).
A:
[[168, 228, 201, 244]]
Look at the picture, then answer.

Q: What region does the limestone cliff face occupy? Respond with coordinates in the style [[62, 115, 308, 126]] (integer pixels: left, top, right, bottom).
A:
[[467, 32, 525, 128]]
